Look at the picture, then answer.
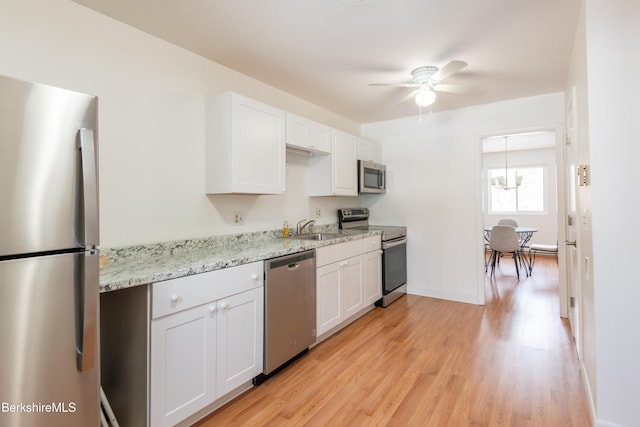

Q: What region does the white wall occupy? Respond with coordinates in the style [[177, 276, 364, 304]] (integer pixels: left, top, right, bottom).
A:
[[362, 93, 564, 304], [483, 147, 558, 246], [0, 0, 363, 248], [580, 0, 640, 426]]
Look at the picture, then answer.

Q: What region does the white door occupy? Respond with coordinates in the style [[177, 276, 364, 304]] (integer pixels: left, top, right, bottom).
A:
[[216, 288, 263, 397], [150, 303, 217, 427], [231, 95, 286, 194], [363, 249, 382, 306], [565, 93, 581, 357], [316, 262, 343, 335], [342, 255, 364, 320], [331, 131, 358, 196]]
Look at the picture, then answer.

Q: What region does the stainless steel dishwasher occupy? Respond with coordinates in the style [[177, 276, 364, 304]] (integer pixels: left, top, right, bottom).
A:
[[258, 250, 316, 382]]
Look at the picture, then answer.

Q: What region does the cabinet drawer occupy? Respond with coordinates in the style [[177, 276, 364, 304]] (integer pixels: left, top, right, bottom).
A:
[[152, 262, 263, 319], [316, 239, 363, 267], [363, 235, 381, 252]]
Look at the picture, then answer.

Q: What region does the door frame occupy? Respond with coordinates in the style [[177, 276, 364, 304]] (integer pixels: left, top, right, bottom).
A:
[[475, 124, 568, 317], [564, 89, 582, 357]]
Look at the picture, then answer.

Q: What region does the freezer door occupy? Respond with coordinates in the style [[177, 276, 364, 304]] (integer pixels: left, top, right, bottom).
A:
[[0, 74, 98, 256], [0, 252, 100, 427]]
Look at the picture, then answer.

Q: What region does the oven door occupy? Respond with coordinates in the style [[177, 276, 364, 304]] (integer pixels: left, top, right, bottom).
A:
[[382, 237, 407, 293]]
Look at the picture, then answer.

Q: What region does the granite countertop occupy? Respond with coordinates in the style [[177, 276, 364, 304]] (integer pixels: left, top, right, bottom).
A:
[[99, 228, 379, 293]]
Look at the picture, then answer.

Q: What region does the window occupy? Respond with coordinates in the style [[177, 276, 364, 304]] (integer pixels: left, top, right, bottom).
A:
[[488, 166, 545, 213]]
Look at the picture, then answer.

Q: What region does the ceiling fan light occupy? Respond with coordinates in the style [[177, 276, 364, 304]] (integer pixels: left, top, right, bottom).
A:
[[415, 89, 436, 107]]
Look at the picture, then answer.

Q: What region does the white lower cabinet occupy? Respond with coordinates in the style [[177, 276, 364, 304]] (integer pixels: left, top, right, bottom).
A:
[[216, 288, 263, 397], [150, 262, 263, 427], [316, 237, 381, 337], [150, 303, 217, 427], [316, 261, 343, 335]]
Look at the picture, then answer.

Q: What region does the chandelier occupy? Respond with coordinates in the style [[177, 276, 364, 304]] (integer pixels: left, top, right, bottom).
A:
[[491, 136, 522, 191]]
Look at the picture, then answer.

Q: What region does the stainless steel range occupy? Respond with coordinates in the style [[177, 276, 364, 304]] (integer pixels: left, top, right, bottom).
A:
[[338, 208, 407, 307]]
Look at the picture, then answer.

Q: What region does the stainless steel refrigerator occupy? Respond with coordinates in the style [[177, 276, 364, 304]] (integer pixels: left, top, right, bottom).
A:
[[0, 74, 100, 426]]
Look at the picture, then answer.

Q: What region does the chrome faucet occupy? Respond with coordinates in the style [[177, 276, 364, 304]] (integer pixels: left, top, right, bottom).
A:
[[296, 219, 316, 235]]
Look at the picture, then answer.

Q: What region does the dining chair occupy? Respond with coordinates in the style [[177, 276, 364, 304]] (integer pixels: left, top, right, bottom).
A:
[[487, 225, 527, 279], [528, 241, 559, 273], [498, 218, 518, 227]]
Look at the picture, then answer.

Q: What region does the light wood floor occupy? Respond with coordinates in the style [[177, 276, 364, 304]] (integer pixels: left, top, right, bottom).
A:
[[194, 256, 591, 426]]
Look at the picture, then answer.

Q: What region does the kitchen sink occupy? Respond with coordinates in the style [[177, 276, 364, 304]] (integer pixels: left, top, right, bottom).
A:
[[291, 233, 340, 241]]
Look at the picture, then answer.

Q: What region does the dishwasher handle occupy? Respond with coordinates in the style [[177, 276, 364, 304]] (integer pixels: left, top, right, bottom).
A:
[[267, 250, 315, 270]]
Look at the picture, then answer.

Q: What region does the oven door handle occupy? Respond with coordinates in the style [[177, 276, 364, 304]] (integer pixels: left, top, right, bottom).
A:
[[382, 238, 407, 249]]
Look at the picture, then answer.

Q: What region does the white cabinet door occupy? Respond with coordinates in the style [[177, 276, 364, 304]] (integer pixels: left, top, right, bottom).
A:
[[363, 249, 382, 306], [206, 92, 286, 194], [216, 288, 264, 397], [150, 303, 217, 427], [342, 255, 364, 320], [357, 138, 382, 163], [285, 112, 330, 154], [331, 131, 358, 196], [316, 262, 343, 336], [317, 253, 364, 335], [309, 122, 331, 154]]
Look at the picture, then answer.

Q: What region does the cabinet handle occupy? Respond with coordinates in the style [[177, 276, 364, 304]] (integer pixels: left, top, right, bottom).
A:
[[208, 305, 216, 313], [251, 273, 259, 281], [220, 302, 230, 311], [170, 294, 180, 303]]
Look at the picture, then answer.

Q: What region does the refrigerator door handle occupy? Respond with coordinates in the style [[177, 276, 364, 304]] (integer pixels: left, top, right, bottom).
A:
[[78, 128, 99, 249], [77, 251, 98, 372]]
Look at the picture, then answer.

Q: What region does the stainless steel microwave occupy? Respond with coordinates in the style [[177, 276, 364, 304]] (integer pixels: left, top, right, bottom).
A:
[[358, 160, 386, 194]]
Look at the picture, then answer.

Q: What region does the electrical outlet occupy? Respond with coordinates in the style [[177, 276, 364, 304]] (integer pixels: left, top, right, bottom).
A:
[[315, 208, 321, 218], [233, 211, 245, 225]]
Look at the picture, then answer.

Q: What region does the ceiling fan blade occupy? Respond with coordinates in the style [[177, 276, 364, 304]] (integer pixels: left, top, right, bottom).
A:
[[432, 83, 476, 94], [430, 60, 468, 82], [398, 89, 420, 104], [369, 82, 418, 88]]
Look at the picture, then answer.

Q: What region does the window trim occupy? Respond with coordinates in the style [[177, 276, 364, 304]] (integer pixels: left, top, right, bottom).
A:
[[487, 164, 548, 215]]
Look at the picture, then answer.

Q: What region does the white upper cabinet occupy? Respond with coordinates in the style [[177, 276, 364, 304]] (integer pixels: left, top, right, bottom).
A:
[[331, 131, 358, 196], [357, 138, 382, 163], [285, 112, 331, 155], [308, 130, 358, 196], [205, 92, 286, 194]]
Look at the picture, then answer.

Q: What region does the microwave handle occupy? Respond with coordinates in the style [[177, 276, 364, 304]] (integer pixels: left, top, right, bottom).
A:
[[379, 169, 385, 189]]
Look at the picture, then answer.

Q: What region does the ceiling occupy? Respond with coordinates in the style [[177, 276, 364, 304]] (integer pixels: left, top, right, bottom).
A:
[[72, 0, 581, 124]]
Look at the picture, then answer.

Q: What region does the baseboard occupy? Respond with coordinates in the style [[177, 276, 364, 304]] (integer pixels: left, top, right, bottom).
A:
[[408, 287, 482, 305], [579, 357, 597, 426]]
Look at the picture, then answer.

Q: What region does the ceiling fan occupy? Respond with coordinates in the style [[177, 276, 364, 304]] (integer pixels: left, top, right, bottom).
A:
[[369, 60, 472, 106]]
